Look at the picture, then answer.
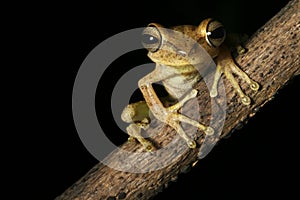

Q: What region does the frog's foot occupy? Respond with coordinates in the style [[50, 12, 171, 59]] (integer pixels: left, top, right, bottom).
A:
[[210, 60, 259, 105], [164, 89, 214, 148], [167, 113, 214, 148], [126, 123, 154, 151]]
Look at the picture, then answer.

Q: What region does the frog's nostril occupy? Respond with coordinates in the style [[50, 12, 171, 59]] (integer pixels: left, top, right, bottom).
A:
[[177, 50, 187, 57]]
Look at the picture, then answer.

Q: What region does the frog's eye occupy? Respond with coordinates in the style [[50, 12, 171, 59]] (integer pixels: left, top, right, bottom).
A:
[[141, 25, 162, 52], [206, 20, 226, 47]]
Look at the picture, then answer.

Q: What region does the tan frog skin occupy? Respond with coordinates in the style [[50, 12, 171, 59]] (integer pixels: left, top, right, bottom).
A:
[[121, 18, 259, 151]]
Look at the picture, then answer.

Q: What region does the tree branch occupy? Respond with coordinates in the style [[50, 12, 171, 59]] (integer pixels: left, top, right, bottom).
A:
[[56, 0, 299, 199]]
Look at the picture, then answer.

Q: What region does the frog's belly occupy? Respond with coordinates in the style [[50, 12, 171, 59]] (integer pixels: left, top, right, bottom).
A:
[[162, 72, 200, 99]]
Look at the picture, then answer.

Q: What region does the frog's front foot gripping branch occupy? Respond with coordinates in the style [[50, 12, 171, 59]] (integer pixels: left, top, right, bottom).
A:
[[121, 89, 214, 151], [165, 89, 214, 148], [210, 50, 260, 105]]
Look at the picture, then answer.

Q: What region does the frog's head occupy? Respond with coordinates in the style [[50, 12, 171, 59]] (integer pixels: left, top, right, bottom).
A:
[[141, 19, 226, 66]]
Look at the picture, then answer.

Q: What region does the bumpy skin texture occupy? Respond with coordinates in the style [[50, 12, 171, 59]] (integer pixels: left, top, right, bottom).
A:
[[121, 18, 259, 151]]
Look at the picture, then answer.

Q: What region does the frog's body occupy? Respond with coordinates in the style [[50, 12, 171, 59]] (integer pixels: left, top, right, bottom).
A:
[[158, 64, 200, 99], [121, 18, 259, 151]]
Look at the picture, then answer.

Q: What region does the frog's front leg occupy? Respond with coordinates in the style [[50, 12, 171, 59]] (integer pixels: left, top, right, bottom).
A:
[[138, 67, 214, 149], [210, 47, 259, 105]]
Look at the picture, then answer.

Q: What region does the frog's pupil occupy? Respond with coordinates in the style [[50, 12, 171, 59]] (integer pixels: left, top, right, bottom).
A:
[[209, 27, 225, 39], [142, 34, 158, 44]]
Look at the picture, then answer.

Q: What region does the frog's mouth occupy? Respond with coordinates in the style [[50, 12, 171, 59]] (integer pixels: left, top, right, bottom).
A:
[[147, 51, 191, 67], [148, 48, 210, 67]]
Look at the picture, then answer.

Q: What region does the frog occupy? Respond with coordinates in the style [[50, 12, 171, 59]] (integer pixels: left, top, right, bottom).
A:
[[121, 18, 259, 151]]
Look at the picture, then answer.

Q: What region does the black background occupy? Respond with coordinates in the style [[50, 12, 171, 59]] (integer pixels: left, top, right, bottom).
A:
[[14, 0, 299, 199]]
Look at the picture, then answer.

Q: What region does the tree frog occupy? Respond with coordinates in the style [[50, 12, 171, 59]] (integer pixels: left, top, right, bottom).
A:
[[121, 18, 259, 151]]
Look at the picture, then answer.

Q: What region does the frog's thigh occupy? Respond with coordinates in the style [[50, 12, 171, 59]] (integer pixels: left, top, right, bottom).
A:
[[121, 101, 150, 123]]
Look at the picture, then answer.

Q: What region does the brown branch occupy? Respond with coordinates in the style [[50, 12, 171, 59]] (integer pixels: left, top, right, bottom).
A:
[[56, 0, 299, 199]]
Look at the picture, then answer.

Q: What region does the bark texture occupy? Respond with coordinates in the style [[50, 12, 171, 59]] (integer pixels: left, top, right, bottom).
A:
[[56, 0, 299, 199]]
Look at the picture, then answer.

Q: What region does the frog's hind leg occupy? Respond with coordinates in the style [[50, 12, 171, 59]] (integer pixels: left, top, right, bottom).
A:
[[121, 101, 154, 151]]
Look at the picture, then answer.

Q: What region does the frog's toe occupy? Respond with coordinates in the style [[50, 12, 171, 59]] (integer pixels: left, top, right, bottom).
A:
[[250, 82, 260, 91], [236, 45, 247, 55], [241, 96, 251, 105], [128, 136, 135, 142], [204, 127, 214, 135], [187, 140, 197, 149], [145, 143, 155, 152], [210, 89, 218, 98]]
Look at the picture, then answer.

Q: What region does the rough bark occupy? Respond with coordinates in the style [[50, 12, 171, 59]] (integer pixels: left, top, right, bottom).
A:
[[56, 0, 299, 199]]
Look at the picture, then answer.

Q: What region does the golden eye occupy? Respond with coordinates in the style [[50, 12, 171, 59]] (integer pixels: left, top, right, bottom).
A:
[[141, 24, 162, 52], [206, 20, 226, 47]]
